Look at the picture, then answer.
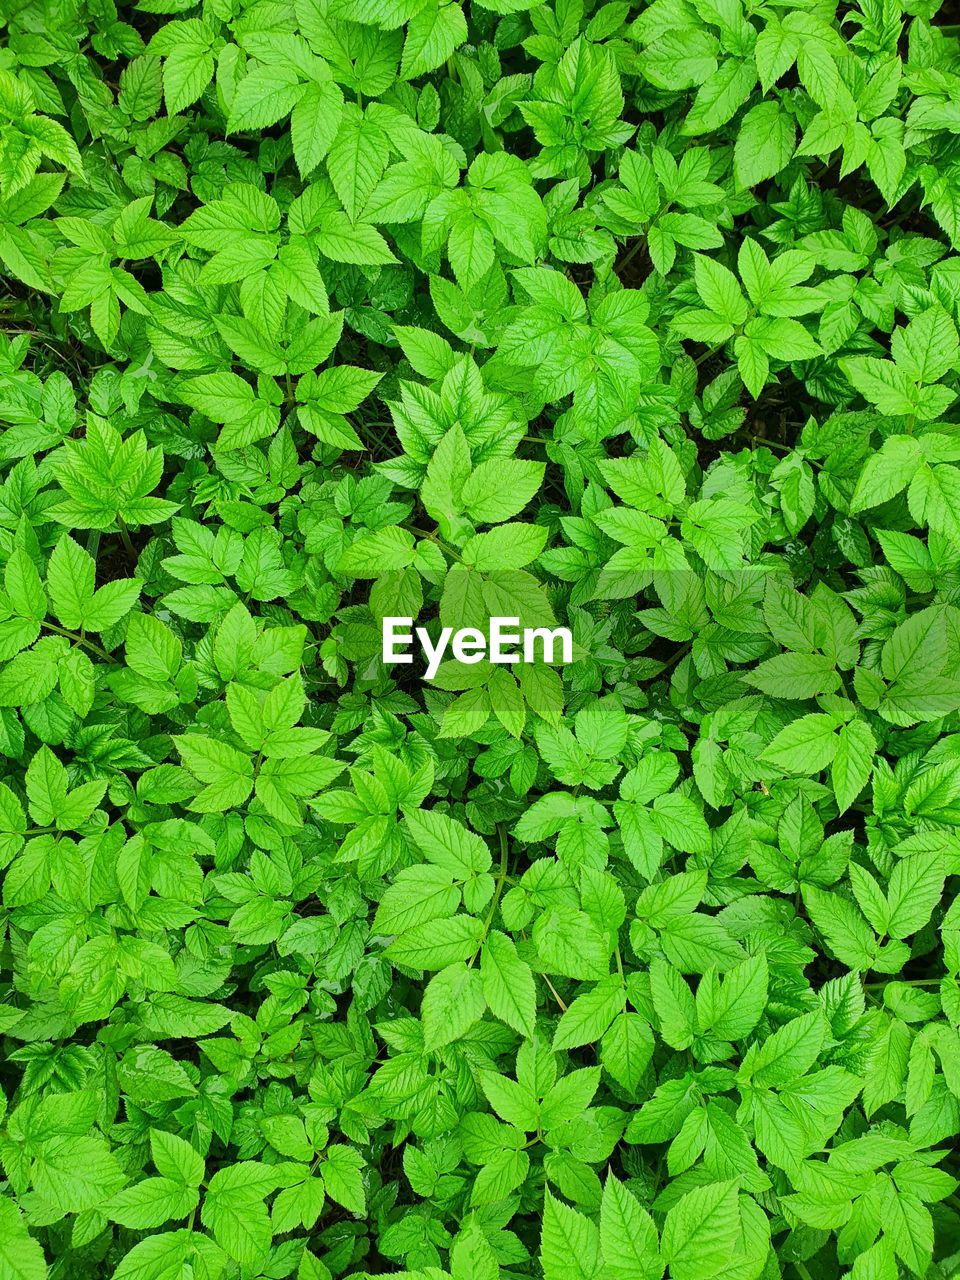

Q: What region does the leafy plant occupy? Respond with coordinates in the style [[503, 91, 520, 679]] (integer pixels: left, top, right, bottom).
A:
[[1, 0, 960, 1277]]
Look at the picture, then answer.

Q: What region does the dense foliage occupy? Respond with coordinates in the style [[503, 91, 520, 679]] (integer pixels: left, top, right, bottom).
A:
[[3, 0, 960, 1277]]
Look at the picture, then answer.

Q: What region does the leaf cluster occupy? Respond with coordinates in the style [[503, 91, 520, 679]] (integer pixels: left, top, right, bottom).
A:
[[3, 0, 960, 1278]]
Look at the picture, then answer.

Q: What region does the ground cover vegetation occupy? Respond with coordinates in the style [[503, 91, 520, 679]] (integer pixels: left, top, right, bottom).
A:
[[2, 0, 960, 1276]]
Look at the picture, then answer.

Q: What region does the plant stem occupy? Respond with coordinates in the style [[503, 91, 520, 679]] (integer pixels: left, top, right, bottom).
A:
[[410, 527, 465, 564], [543, 974, 568, 1012], [42, 621, 117, 663], [864, 977, 941, 989], [470, 824, 510, 966], [617, 235, 647, 274], [117, 518, 136, 561]]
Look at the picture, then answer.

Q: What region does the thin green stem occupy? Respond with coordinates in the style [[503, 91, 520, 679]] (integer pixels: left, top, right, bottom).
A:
[[117, 518, 136, 561], [618, 235, 647, 274], [410, 527, 465, 564], [543, 973, 568, 1012], [695, 342, 723, 368], [748, 436, 823, 470], [470, 824, 509, 966], [42, 621, 117, 663], [864, 977, 941, 990], [659, 642, 692, 674]]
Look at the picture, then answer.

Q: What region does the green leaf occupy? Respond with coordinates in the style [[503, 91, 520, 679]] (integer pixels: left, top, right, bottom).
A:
[[291, 79, 344, 177], [322, 1146, 366, 1216], [173, 734, 254, 811], [541, 1191, 604, 1280], [763, 714, 839, 774], [696, 954, 768, 1041], [482, 930, 537, 1038], [31, 1135, 125, 1214], [661, 1181, 741, 1280], [462, 459, 545, 524], [150, 1130, 205, 1187], [404, 808, 493, 877], [802, 885, 876, 969], [601, 1174, 662, 1280], [46, 534, 139, 631], [104, 1176, 198, 1229], [326, 106, 389, 221], [554, 975, 624, 1050], [200, 1163, 277, 1267], [0, 1198, 47, 1280], [831, 718, 876, 813], [745, 1010, 825, 1086], [401, 2, 468, 79], [229, 64, 304, 133], [420, 961, 486, 1050], [734, 101, 796, 188]]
